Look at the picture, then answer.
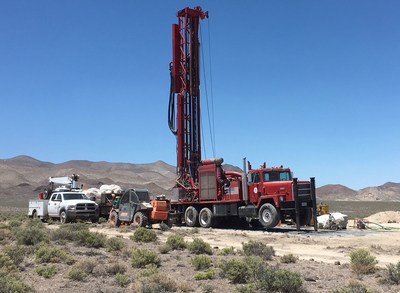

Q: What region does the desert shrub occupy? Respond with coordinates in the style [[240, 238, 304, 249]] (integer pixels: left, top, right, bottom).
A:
[[131, 249, 161, 268], [130, 227, 158, 243], [8, 219, 23, 228], [219, 258, 249, 284], [158, 244, 172, 254], [115, 273, 130, 287], [267, 268, 303, 293], [106, 237, 125, 252], [75, 259, 97, 274], [166, 234, 186, 250], [242, 240, 275, 260], [191, 255, 212, 270], [49, 223, 87, 242], [248, 259, 303, 293], [382, 261, 400, 284], [34, 243, 68, 263], [68, 267, 87, 281], [235, 284, 257, 293], [67, 258, 96, 281], [0, 226, 12, 245], [36, 264, 57, 278], [187, 238, 213, 255], [131, 273, 178, 292], [136, 264, 159, 277], [350, 248, 377, 275], [76, 230, 106, 248], [0, 252, 18, 272], [194, 268, 215, 280], [106, 262, 127, 275], [2, 244, 26, 266], [15, 226, 48, 246], [332, 279, 372, 293], [0, 270, 34, 293], [218, 246, 236, 256], [281, 253, 298, 264]]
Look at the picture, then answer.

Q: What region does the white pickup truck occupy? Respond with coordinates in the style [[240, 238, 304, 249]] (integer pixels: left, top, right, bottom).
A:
[[28, 191, 99, 223]]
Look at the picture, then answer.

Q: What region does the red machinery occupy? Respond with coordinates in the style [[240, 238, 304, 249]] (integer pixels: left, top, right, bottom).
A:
[[168, 7, 317, 230]]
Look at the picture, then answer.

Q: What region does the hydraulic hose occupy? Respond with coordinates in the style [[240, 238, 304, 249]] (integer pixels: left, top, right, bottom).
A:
[[168, 66, 177, 135]]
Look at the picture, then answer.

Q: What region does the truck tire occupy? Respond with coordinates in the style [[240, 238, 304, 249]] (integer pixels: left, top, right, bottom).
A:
[[109, 211, 121, 227], [184, 206, 199, 227], [60, 210, 69, 224], [258, 203, 280, 228], [164, 214, 173, 228], [199, 207, 213, 228], [132, 212, 148, 228]]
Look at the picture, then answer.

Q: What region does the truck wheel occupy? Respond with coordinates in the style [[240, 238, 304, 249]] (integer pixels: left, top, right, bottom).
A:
[[60, 210, 69, 224], [132, 212, 148, 228], [109, 211, 121, 227], [258, 203, 280, 228], [199, 207, 213, 228], [184, 206, 199, 227]]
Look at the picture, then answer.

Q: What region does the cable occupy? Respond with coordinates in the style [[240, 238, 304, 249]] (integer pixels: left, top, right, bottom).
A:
[[200, 21, 216, 158], [207, 19, 216, 157]]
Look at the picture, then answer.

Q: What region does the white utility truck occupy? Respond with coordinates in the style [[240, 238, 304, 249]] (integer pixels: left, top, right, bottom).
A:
[[28, 174, 99, 223]]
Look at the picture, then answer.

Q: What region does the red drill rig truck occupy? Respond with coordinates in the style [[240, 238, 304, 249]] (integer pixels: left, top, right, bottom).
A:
[[167, 7, 317, 230]]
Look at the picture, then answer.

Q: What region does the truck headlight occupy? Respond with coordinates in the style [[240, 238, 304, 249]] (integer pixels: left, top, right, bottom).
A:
[[67, 205, 76, 210]]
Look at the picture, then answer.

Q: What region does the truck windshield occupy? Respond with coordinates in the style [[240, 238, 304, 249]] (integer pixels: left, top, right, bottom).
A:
[[136, 191, 150, 202], [263, 171, 291, 182], [63, 193, 88, 200]]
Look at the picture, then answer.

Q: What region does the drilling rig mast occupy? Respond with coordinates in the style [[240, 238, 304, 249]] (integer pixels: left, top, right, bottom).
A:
[[168, 6, 208, 199]]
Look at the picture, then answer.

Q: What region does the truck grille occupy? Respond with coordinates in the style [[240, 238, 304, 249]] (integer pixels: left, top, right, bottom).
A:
[[76, 203, 96, 212]]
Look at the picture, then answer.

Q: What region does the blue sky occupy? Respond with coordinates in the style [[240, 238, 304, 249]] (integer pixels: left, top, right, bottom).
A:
[[1, 1, 399, 190]]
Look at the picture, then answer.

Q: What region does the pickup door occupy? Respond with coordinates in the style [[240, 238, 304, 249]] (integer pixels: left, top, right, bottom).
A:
[[48, 193, 62, 217], [118, 189, 140, 222]]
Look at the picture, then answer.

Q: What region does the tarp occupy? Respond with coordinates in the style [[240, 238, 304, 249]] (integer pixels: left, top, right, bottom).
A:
[[317, 212, 348, 230]]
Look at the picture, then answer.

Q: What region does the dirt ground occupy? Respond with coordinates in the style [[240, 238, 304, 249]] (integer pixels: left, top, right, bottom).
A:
[[5, 210, 400, 292], [80, 211, 400, 292]]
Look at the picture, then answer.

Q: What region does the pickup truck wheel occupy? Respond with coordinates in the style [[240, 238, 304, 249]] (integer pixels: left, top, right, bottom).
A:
[[199, 207, 213, 228], [60, 210, 69, 224], [109, 211, 121, 227], [258, 203, 280, 228], [132, 212, 148, 228], [184, 206, 199, 227]]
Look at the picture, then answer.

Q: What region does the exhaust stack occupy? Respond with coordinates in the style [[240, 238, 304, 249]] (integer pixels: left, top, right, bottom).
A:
[[242, 157, 248, 202]]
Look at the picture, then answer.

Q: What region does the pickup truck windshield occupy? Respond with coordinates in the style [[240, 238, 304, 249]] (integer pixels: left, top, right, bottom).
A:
[[63, 193, 88, 200]]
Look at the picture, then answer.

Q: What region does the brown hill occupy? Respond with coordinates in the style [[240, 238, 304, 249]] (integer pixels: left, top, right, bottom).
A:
[[316, 184, 357, 201], [0, 156, 176, 207], [316, 182, 400, 201]]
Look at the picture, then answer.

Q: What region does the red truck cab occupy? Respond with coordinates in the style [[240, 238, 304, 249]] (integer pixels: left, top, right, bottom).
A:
[[248, 166, 293, 207]]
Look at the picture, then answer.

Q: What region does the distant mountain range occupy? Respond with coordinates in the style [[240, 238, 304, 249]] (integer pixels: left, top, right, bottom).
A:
[[1, 155, 399, 207]]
